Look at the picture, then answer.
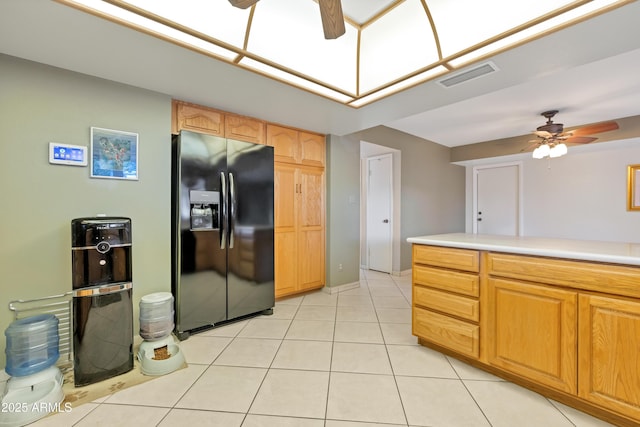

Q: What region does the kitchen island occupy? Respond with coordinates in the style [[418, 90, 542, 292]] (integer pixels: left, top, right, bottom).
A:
[[408, 233, 640, 427]]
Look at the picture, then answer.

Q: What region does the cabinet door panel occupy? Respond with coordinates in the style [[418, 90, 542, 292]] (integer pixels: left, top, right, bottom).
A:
[[274, 164, 296, 230], [175, 102, 224, 136], [268, 125, 298, 163], [275, 231, 297, 297], [298, 168, 324, 228], [298, 229, 325, 291], [578, 294, 640, 420], [487, 278, 577, 393], [299, 132, 325, 167], [225, 115, 265, 145]]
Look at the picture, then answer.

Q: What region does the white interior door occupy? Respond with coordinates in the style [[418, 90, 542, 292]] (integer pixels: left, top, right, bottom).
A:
[[367, 154, 392, 273], [475, 164, 520, 235]]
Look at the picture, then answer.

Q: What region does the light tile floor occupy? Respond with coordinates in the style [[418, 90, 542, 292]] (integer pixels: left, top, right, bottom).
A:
[[32, 270, 616, 426]]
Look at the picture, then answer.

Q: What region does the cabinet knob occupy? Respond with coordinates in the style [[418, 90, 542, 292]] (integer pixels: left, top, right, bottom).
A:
[[383, 219, 389, 223]]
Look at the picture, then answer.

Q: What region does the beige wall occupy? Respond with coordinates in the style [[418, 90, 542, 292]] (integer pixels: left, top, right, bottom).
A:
[[0, 55, 172, 367]]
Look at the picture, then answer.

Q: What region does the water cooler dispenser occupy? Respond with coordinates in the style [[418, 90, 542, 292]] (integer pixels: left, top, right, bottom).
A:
[[71, 217, 133, 386]]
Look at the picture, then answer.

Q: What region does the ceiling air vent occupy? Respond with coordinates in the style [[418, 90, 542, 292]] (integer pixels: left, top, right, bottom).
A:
[[438, 62, 498, 88]]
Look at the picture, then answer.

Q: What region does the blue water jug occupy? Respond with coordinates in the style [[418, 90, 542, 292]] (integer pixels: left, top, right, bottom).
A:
[[4, 314, 59, 377]]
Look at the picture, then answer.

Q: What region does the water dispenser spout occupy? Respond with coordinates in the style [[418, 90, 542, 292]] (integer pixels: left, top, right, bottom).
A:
[[189, 190, 219, 230]]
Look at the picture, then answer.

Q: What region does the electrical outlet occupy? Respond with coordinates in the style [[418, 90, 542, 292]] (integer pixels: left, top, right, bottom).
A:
[[338, 263, 343, 271]]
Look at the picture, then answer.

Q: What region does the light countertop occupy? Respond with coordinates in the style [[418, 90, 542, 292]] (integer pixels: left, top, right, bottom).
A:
[[407, 233, 640, 266]]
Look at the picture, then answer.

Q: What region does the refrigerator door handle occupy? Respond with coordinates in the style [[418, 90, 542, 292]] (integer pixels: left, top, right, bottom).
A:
[[220, 171, 227, 250], [229, 172, 236, 249]]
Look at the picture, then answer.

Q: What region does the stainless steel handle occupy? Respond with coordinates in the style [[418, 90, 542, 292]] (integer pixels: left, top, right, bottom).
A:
[[73, 282, 132, 297], [220, 171, 227, 250], [229, 172, 236, 249]]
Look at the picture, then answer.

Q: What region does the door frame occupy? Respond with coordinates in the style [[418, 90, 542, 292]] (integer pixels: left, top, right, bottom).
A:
[[360, 141, 401, 274], [366, 153, 393, 273], [472, 161, 523, 235]]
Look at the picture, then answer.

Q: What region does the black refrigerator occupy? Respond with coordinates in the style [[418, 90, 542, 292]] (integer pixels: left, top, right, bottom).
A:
[[171, 130, 274, 340]]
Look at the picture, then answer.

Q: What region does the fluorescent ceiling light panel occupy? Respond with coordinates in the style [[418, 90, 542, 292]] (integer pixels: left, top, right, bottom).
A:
[[359, 0, 439, 93], [247, 0, 358, 93], [60, 0, 629, 107], [350, 65, 449, 107], [240, 57, 355, 104], [123, 0, 251, 48]]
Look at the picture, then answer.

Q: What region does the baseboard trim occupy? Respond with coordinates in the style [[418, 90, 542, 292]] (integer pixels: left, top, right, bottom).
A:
[[322, 281, 361, 295]]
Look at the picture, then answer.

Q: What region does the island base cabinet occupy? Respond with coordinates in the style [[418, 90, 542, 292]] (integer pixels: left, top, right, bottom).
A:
[[487, 278, 577, 394], [578, 294, 640, 421]]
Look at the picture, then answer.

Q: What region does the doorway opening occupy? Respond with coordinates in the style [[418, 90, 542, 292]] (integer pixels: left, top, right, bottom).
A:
[[360, 141, 401, 274]]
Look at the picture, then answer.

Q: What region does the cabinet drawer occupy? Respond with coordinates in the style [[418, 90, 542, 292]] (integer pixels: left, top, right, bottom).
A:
[[413, 265, 479, 297], [413, 306, 479, 358], [413, 245, 479, 273], [488, 253, 640, 298], [414, 286, 479, 322]]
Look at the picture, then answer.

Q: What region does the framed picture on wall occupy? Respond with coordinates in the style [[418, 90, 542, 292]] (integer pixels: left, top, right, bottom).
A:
[[628, 164, 640, 211], [90, 127, 139, 180]]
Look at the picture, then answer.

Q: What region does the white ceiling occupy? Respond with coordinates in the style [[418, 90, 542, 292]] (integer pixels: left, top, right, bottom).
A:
[[1, 0, 640, 148]]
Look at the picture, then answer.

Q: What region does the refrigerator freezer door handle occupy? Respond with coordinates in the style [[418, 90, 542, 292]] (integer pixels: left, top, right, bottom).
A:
[[220, 171, 227, 250], [229, 172, 236, 249]]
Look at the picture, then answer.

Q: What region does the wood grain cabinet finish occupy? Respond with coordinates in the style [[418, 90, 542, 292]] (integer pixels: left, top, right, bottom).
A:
[[267, 124, 325, 167], [413, 245, 479, 272], [578, 294, 640, 421], [412, 244, 640, 426], [486, 277, 577, 394], [413, 306, 479, 357], [412, 245, 481, 359], [225, 114, 265, 145], [173, 101, 224, 136], [274, 163, 325, 298], [172, 100, 266, 144]]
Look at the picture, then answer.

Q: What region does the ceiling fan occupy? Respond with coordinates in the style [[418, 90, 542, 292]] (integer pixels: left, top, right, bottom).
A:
[[228, 0, 346, 39], [525, 110, 619, 159]]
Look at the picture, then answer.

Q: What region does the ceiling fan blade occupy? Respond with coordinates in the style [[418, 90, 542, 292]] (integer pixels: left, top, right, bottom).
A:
[[319, 0, 345, 39], [570, 121, 619, 136], [564, 136, 597, 144], [520, 140, 540, 152], [228, 0, 259, 9], [534, 130, 552, 138]]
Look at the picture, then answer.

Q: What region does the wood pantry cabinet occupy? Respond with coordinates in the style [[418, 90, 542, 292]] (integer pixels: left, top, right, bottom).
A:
[[270, 124, 326, 298], [411, 244, 640, 426]]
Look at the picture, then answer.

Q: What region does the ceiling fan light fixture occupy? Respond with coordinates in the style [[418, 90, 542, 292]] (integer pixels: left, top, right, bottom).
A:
[[549, 143, 568, 158], [533, 143, 550, 159], [532, 141, 568, 159]]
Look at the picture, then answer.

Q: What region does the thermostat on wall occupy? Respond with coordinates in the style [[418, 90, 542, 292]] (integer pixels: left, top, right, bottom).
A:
[[49, 142, 88, 166]]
